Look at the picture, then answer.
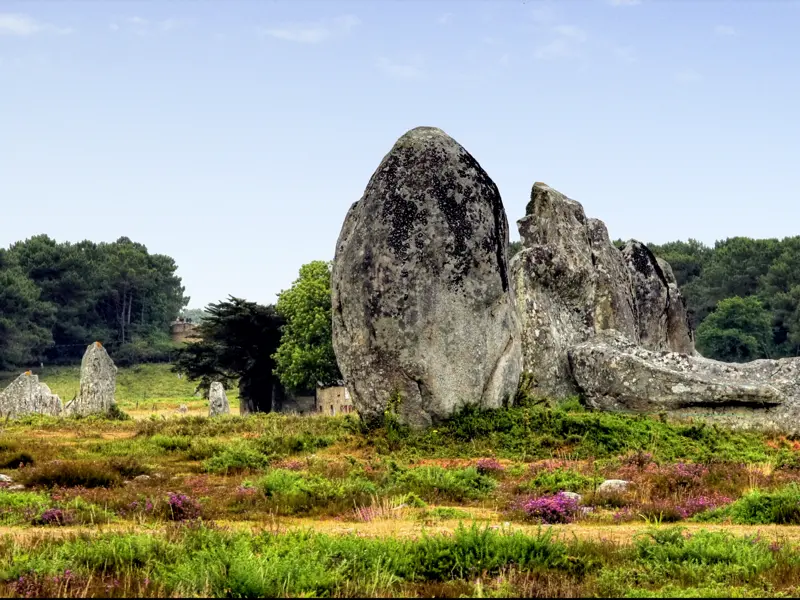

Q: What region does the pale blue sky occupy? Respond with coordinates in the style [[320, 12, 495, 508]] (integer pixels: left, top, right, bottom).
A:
[[2, 1, 799, 309]]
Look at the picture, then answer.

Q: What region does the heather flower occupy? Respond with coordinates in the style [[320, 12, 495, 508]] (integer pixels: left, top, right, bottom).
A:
[[519, 492, 579, 524], [475, 458, 505, 475], [35, 508, 74, 526], [167, 492, 201, 521]]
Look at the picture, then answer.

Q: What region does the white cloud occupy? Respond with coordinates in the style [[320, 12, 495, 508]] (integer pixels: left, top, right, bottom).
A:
[[261, 14, 360, 44], [0, 13, 72, 36], [437, 13, 452, 25], [714, 24, 737, 36], [609, 0, 641, 6], [109, 16, 189, 36], [376, 56, 424, 80], [674, 69, 702, 84], [535, 24, 587, 60], [498, 53, 510, 67]]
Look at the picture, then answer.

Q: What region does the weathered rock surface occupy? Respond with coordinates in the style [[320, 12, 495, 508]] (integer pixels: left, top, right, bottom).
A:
[[208, 382, 230, 416], [510, 183, 694, 398], [597, 479, 632, 494], [0, 372, 63, 418], [332, 126, 522, 428], [569, 329, 800, 432], [66, 342, 117, 417]]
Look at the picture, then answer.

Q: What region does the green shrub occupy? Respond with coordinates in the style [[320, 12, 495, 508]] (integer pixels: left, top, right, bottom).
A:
[[418, 507, 471, 522], [721, 484, 800, 525], [0, 490, 52, 524], [392, 466, 497, 501], [202, 442, 271, 475], [151, 435, 192, 452], [524, 468, 600, 494], [255, 469, 377, 514]]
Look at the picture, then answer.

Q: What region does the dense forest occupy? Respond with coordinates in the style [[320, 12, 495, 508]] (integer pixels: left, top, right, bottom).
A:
[[0, 235, 188, 369]]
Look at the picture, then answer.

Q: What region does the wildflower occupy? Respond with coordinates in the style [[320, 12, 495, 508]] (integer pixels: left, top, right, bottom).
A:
[[519, 492, 579, 524], [475, 458, 505, 475]]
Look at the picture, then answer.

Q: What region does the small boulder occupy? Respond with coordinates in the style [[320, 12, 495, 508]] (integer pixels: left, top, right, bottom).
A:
[[0, 474, 12, 483], [597, 479, 631, 494], [208, 382, 230, 417], [561, 491, 582, 502], [7, 484, 25, 491]]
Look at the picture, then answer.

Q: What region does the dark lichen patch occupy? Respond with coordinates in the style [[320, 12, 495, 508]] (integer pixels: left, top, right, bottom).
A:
[[627, 241, 668, 287]]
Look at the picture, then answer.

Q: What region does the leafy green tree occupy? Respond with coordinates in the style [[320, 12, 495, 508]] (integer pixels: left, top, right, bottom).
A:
[[6, 235, 188, 365], [696, 296, 773, 362], [647, 239, 711, 288], [759, 236, 800, 356], [509, 240, 522, 258], [273, 261, 342, 392], [0, 251, 56, 369], [172, 297, 285, 413]]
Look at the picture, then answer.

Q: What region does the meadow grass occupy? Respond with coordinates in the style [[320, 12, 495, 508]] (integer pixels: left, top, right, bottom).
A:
[[1, 366, 800, 595]]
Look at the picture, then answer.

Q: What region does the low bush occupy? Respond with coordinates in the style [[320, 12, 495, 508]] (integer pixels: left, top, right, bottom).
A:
[[202, 442, 271, 475], [710, 484, 800, 525], [524, 468, 599, 494], [254, 469, 377, 514], [391, 466, 497, 501], [518, 492, 580, 524], [20, 460, 128, 488]]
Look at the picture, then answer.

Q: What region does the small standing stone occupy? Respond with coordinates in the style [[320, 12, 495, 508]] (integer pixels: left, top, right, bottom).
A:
[[66, 342, 118, 417], [208, 382, 230, 417]]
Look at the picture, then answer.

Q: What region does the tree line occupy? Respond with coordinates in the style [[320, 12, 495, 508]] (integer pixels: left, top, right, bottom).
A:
[[0, 235, 188, 369], [648, 237, 800, 362]]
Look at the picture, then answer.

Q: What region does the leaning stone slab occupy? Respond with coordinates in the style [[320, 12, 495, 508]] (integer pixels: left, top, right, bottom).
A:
[[208, 382, 230, 416], [0, 371, 63, 418], [66, 342, 118, 417], [569, 330, 800, 433], [510, 183, 695, 400]]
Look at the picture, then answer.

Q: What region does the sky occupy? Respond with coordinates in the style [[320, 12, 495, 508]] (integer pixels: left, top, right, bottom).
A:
[[2, 0, 800, 310]]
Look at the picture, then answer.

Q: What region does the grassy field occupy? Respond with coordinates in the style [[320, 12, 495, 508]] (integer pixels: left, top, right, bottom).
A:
[[2, 366, 800, 596]]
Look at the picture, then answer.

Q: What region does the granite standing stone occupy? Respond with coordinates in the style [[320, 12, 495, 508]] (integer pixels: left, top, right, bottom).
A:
[[331, 126, 522, 429]]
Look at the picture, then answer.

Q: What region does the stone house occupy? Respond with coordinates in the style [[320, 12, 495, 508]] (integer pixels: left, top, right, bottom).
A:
[[316, 385, 354, 416]]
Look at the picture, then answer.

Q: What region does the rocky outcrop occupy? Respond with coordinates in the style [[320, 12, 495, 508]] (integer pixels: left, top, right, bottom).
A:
[[331, 126, 522, 428], [65, 342, 117, 417], [208, 382, 230, 416], [0, 372, 63, 418], [569, 329, 800, 432], [511, 183, 694, 398]]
